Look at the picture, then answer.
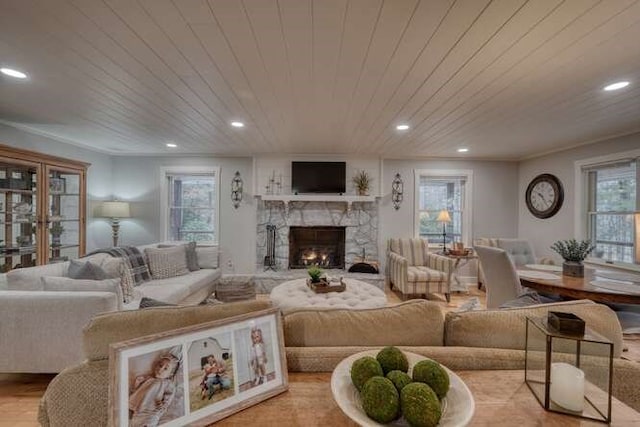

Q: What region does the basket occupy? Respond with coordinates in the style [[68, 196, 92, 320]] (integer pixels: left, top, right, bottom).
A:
[[307, 278, 346, 293]]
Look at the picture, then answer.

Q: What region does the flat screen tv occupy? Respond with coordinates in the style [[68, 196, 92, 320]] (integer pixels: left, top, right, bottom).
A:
[[291, 161, 346, 194]]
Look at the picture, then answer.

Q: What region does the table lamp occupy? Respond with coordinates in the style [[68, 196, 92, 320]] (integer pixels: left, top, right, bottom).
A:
[[101, 201, 130, 247], [437, 209, 452, 253]]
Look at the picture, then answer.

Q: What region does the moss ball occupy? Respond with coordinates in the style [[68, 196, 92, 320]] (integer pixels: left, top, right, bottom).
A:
[[386, 370, 412, 392], [411, 359, 450, 399], [376, 346, 409, 374], [361, 376, 400, 423], [400, 382, 442, 427], [350, 356, 384, 392]]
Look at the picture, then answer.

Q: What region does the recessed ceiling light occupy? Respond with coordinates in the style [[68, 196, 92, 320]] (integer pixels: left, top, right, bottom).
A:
[[230, 121, 245, 128], [166, 143, 177, 148], [396, 124, 410, 131], [603, 81, 630, 91], [457, 148, 469, 153], [0, 67, 27, 79]]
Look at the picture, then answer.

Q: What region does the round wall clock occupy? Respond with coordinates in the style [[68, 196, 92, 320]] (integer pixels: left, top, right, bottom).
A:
[[525, 173, 564, 219]]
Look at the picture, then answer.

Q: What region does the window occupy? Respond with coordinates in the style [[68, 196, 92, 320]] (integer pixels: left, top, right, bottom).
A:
[[415, 170, 473, 246], [161, 167, 219, 244], [584, 159, 638, 264]]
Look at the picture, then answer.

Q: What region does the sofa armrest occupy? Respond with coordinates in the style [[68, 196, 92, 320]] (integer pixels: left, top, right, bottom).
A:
[[387, 252, 408, 288], [0, 291, 118, 373]]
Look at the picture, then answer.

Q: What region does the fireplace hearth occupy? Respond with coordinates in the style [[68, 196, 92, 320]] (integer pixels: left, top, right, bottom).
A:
[[289, 226, 345, 269]]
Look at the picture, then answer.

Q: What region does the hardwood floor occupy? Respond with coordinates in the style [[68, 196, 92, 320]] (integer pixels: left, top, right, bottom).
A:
[[2, 284, 638, 426]]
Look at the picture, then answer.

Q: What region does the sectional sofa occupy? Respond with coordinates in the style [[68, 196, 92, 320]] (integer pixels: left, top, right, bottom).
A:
[[0, 244, 221, 373], [38, 299, 640, 426]]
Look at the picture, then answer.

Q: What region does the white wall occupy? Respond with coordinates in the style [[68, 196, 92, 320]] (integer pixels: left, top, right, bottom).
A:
[[111, 155, 255, 273], [0, 124, 114, 250], [518, 132, 640, 262]]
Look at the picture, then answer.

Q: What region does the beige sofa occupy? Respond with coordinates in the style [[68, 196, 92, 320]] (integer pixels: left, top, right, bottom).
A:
[[0, 244, 221, 373], [38, 299, 640, 426]]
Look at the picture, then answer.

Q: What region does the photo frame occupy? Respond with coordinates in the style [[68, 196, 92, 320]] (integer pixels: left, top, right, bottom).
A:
[[49, 177, 66, 194], [109, 307, 288, 427]]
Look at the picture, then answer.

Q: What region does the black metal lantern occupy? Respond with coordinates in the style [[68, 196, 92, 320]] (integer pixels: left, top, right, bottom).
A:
[[392, 173, 403, 210], [231, 171, 243, 209]]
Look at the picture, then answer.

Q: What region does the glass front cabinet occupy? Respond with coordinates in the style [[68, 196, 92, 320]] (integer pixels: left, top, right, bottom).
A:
[[0, 145, 88, 272]]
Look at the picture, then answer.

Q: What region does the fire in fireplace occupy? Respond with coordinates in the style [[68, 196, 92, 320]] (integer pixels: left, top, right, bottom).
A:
[[289, 226, 345, 269]]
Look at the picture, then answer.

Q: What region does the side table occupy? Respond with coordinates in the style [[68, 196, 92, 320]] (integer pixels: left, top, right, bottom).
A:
[[439, 252, 478, 292]]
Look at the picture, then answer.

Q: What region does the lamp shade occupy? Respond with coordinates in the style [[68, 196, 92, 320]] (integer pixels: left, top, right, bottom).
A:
[[101, 201, 130, 218], [436, 209, 452, 223]]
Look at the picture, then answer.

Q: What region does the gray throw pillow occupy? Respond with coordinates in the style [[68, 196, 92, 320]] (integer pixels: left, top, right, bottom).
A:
[[158, 242, 200, 272], [68, 259, 108, 280], [139, 297, 177, 309]]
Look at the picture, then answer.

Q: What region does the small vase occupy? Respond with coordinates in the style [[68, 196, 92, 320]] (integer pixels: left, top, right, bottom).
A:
[[562, 261, 584, 278]]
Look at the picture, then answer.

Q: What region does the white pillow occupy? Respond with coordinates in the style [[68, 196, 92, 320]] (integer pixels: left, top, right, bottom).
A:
[[144, 246, 189, 279], [41, 276, 123, 310], [7, 261, 69, 291], [196, 246, 219, 269]]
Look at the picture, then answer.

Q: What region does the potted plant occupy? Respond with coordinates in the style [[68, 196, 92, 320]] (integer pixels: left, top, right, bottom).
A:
[[352, 170, 371, 196], [550, 239, 595, 278], [307, 266, 326, 286]]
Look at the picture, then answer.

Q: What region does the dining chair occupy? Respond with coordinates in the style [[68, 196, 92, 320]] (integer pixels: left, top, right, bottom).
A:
[[474, 245, 525, 309]]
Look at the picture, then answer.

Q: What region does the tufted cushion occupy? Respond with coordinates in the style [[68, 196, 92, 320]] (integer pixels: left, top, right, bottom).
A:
[[269, 279, 386, 311], [406, 266, 447, 283], [497, 238, 536, 266]]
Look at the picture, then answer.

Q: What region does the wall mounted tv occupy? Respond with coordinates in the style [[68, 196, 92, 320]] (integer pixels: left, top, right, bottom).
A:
[[291, 161, 346, 194]]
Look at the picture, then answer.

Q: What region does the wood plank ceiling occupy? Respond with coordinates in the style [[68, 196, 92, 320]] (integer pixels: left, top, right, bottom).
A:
[[0, 0, 639, 159]]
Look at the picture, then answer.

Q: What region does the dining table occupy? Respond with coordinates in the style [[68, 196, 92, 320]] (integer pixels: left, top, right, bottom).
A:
[[518, 264, 640, 305]]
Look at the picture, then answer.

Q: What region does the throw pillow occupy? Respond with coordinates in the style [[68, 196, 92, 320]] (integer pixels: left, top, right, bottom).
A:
[[139, 297, 177, 309], [158, 241, 200, 272], [81, 254, 133, 303], [144, 246, 189, 280], [68, 259, 108, 280], [196, 246, 219, 269], [41, 276, 123, 310]]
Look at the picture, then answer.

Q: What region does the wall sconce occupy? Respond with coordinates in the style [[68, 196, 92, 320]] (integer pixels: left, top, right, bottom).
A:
[[392, 173, 403, 210], [100, 201, 131, 247], [231, 171, 243, 209]]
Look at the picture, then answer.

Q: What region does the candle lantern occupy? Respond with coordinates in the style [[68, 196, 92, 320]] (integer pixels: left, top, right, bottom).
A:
[[525, 314, 613, 423]]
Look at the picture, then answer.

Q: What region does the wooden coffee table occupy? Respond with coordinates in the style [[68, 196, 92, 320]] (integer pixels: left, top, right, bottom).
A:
[[216, 371, 638, 426]]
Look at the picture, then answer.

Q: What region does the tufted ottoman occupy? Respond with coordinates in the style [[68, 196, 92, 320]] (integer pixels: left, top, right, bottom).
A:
[[269, 278, 387, 310]]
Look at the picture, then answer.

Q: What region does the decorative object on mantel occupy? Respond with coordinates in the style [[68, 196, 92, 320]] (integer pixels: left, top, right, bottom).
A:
[[437, 209, 452, 253], [391, 173, 403, 210], [550, 239, 595, 278], [525, 315, 613, 423], [100, 200, 131, 247], [231, 170, 243, 209], [264, 170, 282, 195], [352, 170, 371, 196], [263, 223, 277, 271]]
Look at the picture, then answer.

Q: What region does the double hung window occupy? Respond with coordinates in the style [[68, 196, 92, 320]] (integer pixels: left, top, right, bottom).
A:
[[584, 158, 638, 265], [415, 170, 472, 247], [162, 168, 219, 244]]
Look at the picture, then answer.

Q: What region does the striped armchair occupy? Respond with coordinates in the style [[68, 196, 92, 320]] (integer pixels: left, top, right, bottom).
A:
[[386, 238, 455, 302]]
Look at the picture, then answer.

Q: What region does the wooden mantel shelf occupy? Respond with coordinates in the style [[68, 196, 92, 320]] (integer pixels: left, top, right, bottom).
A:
[[256, 194, 379, 215]]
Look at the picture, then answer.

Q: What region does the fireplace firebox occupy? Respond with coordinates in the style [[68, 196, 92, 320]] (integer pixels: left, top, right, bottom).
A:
[[289, 226, 345, 269]]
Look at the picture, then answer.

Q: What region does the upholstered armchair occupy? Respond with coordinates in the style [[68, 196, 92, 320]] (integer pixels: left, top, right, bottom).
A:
[[387, 238, 455, 301]]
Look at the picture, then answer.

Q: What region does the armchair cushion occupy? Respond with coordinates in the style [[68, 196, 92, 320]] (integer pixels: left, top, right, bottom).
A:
[[388, 238, 429, 267], [407, 266, 447, 283], [496, 238, 536, 266]]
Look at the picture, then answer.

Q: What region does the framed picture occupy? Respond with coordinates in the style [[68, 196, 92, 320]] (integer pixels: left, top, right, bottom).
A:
[[109, 307, 288, 427], [49, 177, 66, 194]]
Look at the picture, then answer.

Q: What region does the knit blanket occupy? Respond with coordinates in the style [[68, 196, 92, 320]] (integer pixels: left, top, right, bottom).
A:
[[86, 246, 151, 286]]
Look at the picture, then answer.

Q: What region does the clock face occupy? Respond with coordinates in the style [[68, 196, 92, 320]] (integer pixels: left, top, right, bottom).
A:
[[525, 174, 564, 219]]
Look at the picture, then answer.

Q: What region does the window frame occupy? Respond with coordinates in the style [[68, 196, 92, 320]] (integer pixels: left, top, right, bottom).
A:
[[574, 149, 640, 270], [414, 169, 473, 247], [159, 166, 221, 245]]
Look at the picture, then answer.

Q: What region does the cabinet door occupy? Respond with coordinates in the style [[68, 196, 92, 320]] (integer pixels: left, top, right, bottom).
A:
[[0, 159, 41, 271], [45, 165, 86, 263]]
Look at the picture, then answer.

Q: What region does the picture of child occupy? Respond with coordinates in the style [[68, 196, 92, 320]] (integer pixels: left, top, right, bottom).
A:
[[234, 322, 277, 392], [128, 346, 184, 427], [187, 335, 236, 412]]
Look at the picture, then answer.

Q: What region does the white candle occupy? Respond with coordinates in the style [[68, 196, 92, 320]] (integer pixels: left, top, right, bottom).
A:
[[550, 362, 585, 412]]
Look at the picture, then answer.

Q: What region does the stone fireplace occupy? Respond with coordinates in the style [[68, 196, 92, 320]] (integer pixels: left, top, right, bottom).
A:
[[288, 226, 345, 269], [256, 200, 378, 271]]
